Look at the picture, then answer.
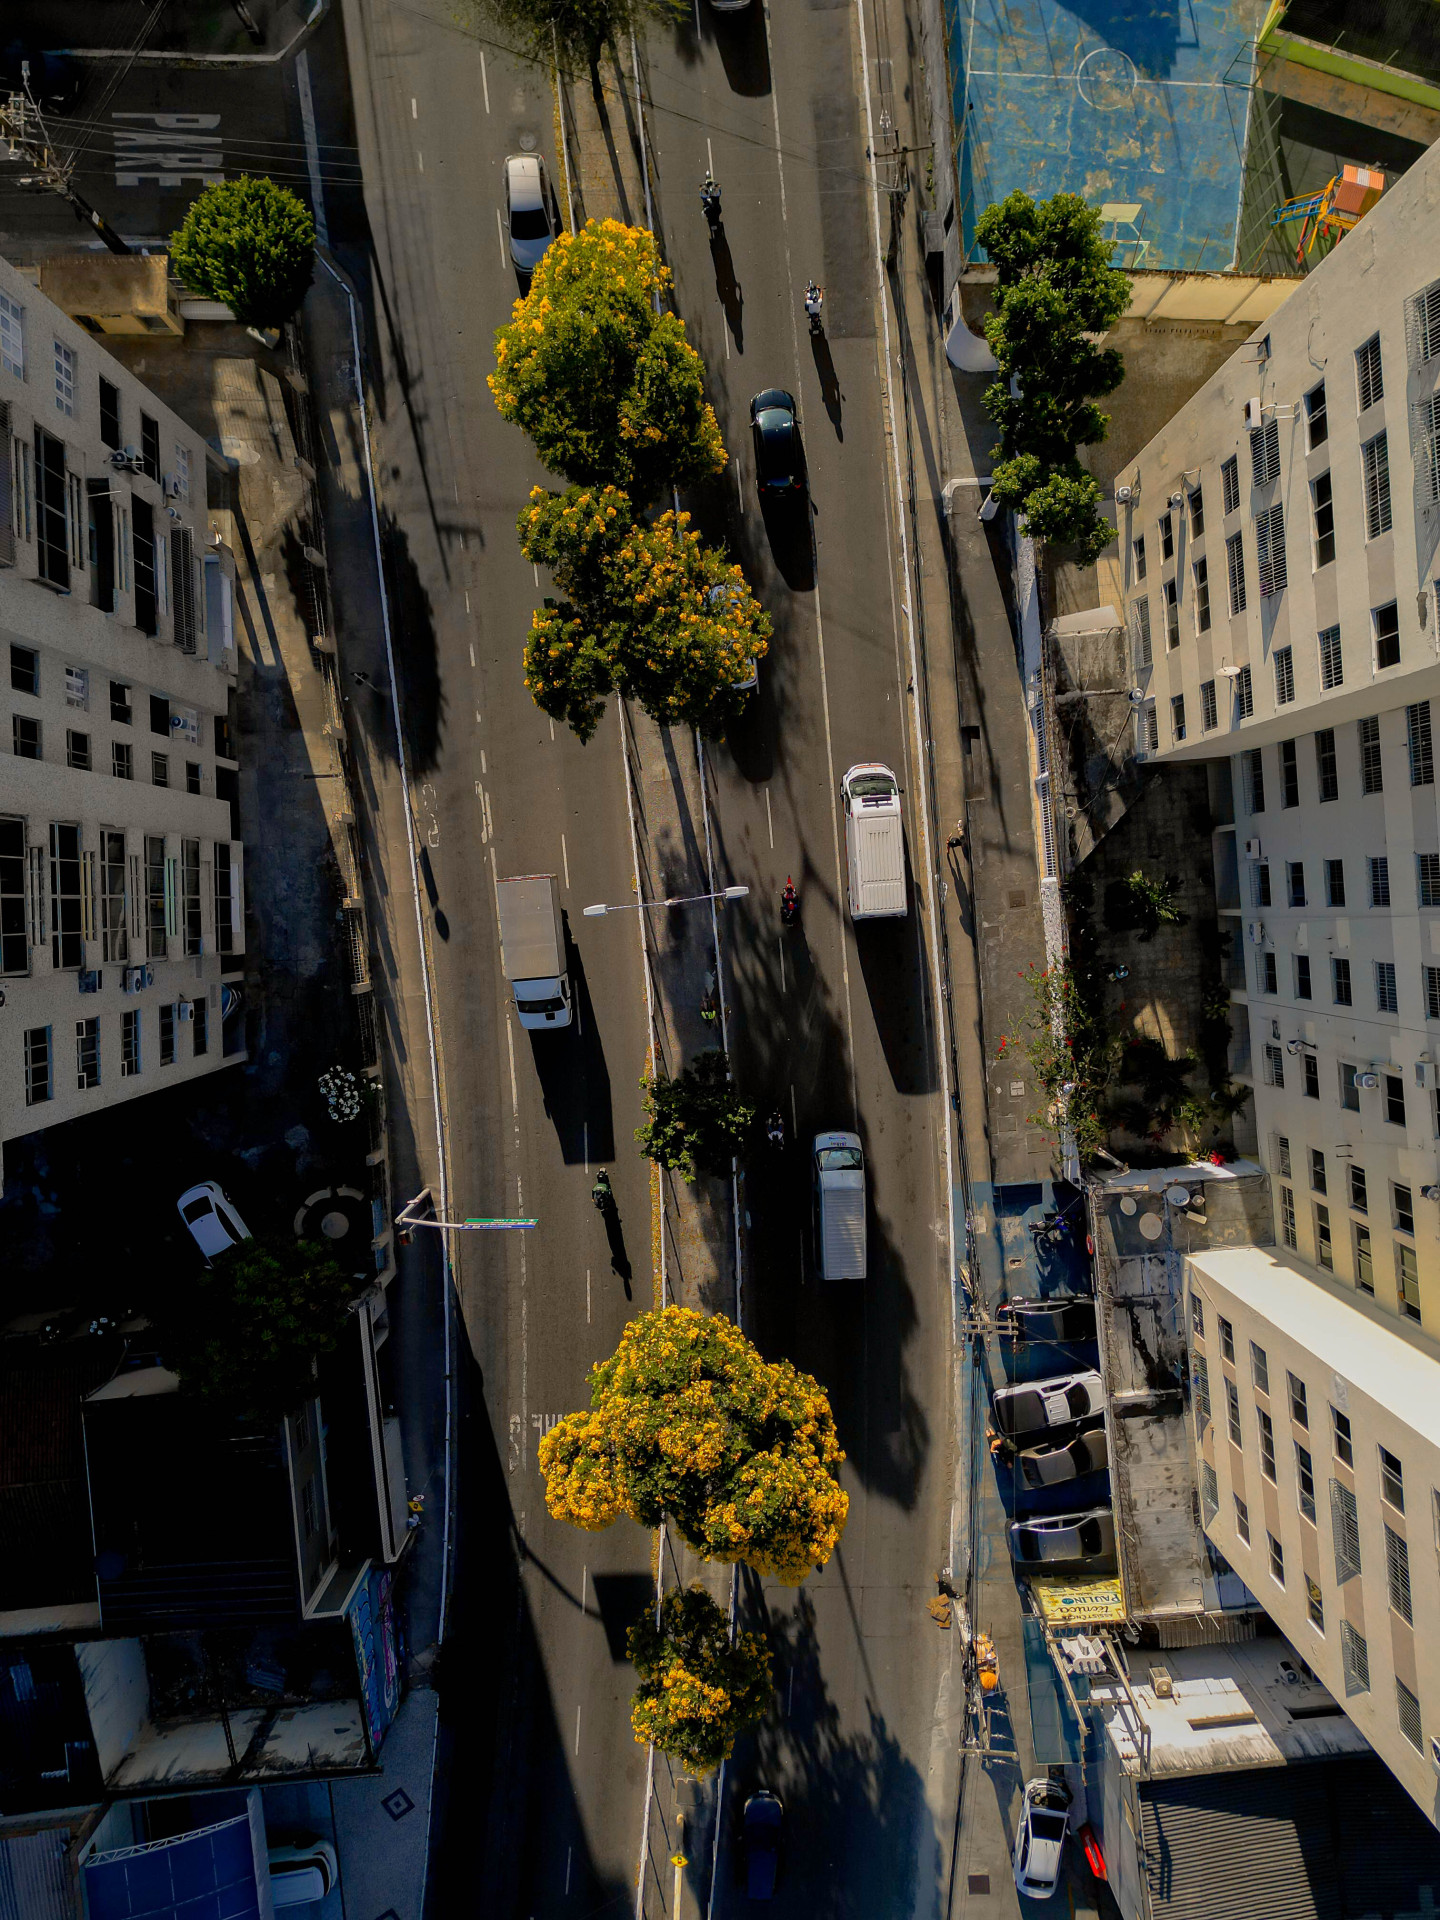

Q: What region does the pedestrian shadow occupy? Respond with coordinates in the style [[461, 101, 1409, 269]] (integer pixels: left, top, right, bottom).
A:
[[418, 846, 449, 941], [810, 331, 843, 438], [603, 1203, 634, 1293], [710, 228, 744, 352], [527, 931, 615, 1165]]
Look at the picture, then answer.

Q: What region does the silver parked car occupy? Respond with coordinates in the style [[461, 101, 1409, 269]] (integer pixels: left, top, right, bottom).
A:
[[992, 1369, 1104, 1438], [1009, 1506, 1116, 1568], [1018, 1423, 1109, 1489], [176, 1181, 251, 1263], [503, 153, 557, 275]]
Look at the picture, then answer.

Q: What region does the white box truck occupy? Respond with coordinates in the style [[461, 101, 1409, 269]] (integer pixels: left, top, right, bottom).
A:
[[495, 874, 572, 1030], [840, 763, 906, 919], [812, 1130, 866, 1280]]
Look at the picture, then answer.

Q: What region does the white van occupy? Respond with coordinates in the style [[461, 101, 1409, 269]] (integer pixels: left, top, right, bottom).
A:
[[840, 763, 906, 919], [813, 1131, 866, 1280]]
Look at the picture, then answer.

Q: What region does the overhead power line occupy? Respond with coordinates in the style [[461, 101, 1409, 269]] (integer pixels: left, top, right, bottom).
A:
[[0, 85, 132, 253]]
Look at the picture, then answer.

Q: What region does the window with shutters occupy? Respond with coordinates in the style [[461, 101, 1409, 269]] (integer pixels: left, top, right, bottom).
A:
[[1327, 859, 1345, 906], [1256, 503, 1287, 596], [0, 291, 23, 379], [1316, 728, 1338, 799], [1221, 454, 1240, 514], [1193, 555, 1211, 631], [1251, 417, 1281, 486], [1318, 624, 1342, 689], [1409, 702, 1434, 785], [1356, 332, 1384, 410], [1397, 1678, 1423, 1751], [1280, 738, 1299, 806], [1370, 857, 1391, 908], [1274, 645, 1294, 704], [172, 526, 196, 652], [1279, 1181, 1297, 1245], [1235, 662, 1253, 720], [1360, 715, 1384, 791], [1374, 600, 1401, 669], [1332, 1479, 1362, 1580], [1246, 748, 1265, 812], [1426, 965, 1440, 1019], [1193, 1353, 1211, 1433], [1265, 1041, 1285, 1088], [1410, 278, 1440, 362], [1340, 1619, 1369, 1695], [1421, 854, 1440, 908], [1226, 531, 1247, 613], [1362, 432, 1393, 537], [1415, 390, 1440, 507], [1376, 960, 1398, 1012], [1311, 470, 1335, 565], [1305, 380, 1328, 448], [1200, 679, 1217, 730], [1141, 701, 1158, 753], [1131, 597, 1151, 667], [1199, 1460, 1218, 1523]]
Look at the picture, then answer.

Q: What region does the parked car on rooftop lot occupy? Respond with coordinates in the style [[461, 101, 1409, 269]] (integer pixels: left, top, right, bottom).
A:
[[1018, 1423, 1109, 1489], [1009, 1506, 1116, 1568], [1013, 1778, 1072, 1901], [1003, 1295, 1097, 1344], [991, 1369, 1104, 1438]]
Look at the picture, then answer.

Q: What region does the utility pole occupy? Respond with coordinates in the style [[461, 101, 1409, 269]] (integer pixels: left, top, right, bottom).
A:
[[0, 82, 132, 256]]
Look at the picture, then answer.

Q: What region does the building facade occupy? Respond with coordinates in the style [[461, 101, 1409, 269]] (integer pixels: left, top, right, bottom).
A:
[[0, 253, 242, 1167]]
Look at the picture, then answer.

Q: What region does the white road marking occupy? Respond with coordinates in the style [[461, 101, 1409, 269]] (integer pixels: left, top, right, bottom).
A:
[[506, 1014, 519, 1117], [583, 1121, 589, 1170], [468, 641, 475, 665], [480, 51, 490, 113], [465, 590, 471, 615], [417, 149, 424, 172], [764, 785, 773, 848], [481, 749, 488, 774], [734, 456, 743, 511], [706, 136, 714, 174], [484, 788, 494, 842], [410, 96, 418, 117], [561, 832, 570, 888], [496, 207, 507, 268], [787, 1665, 795, 1714], [586, 1268, 592, 1323], [574, 1704, 582, 1756], [790, 1082, 797, 1133], [582, 1565, 588, 1612], [549, 717, 556, 741], [778, 935, 785, 992], [533, 563, 541, 587], [566, 1847, 573, 1895], [476, 709, 482, 725]]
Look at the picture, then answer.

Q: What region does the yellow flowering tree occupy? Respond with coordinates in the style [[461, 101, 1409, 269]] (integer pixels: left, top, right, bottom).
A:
[[627, 1586, 772, 1772], [538, 1306, 849, 1584], [520, 486, 769, 742], [490, 221, 726, 503]]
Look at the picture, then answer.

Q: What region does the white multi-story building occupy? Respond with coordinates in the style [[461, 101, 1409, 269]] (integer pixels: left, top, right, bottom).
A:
[[1109, 136, 1440, 1820], [0, 254, 242, 1168]]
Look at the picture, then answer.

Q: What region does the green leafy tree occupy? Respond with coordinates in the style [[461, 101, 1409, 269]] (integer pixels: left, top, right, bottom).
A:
[[538, 1305, 849, 1584], [460, 0, 684, 74], [976, 191, 1130, 558], [169, 177, 315, 329], [491, 221, 726, 503], [520, 487, 769, 742], [636, 1048, 754, 1179], [159, 1235, 359, 1420], [627, 1587, 772, 1771]]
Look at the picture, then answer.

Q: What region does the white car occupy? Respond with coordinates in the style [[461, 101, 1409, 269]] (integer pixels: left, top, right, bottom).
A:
[[503, 153, 557, 275], [1018, 1423, 1109, 1489], [991, 1369, 1104, 1439], [268, 1836, 338, 1908], [1013, 1779, 1071, 1901], [176, 1181, 251, 1262]]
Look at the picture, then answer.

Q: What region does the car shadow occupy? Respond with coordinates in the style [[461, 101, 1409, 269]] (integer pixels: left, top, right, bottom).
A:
[[708, 1, 773, 97], [759, 493, 816, 593], [852, 877, 940, 1096], [526, 926, 615, 1165]]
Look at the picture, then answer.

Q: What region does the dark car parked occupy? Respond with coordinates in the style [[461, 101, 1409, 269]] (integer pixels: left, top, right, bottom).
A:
[[742, 1791, 783, 1899], [750, 389, 804, 497], [1004, 1295, 1097, 1344]]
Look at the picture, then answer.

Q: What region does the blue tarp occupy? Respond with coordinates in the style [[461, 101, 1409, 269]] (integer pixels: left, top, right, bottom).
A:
[[86, 1816, 261, 1920]]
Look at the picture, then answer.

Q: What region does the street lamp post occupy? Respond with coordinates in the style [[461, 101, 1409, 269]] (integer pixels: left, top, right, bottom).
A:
[[582, 885, 749, 917]]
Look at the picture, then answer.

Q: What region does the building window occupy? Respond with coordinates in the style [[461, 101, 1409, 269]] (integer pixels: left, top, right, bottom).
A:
[[1303, 379, 1328, 449], [49, 825, 84, 969], [1362, 431, 1393, 538], [1218, 1315, 1235, 1363], [1339, 1062, 1361, 1115], [1289, 1372, 1309, 1427], [1326, 858, 1345, 906], [1369, 857, 1391, 907], [1295, 953, 1311, 999], [1409, 703, 1435, 786], [1246, 748, 1264, 813], [65, 730, 90, 773], [0, 290, 24, 378], [0, 819, 26, 976], [1359, 715, 1384, 791], [1194, 557, 1211, 633], [151, 752, 169, 788], [1258, 1398, 1276, 1462], [1316, 632, 1342, 703], [1376, 961, 1398, 1012], [140, 412, 160, 483], [1288, 860, 1306, 907], [1164, 578, 1180, 650], [1421, 854, 1440, 908], [159, 1001, 176, 1066], [193, 996, 208, 1057], [1374, 601, 1401, 670], [1398, 1244, 1420, 1320], [1267, 1530, 1285, 1586], [1355, 1224, 1374, 1293], [1332, 1407, 1354, 1467], [1397, 1679, 1423, 1752], [1222, 454, 1240, 514], [1303, 1052, 1319, 1099], [1304, 1574, 1324, 1631], [1256, 504, 1287, 597], [1141, 702, 1158, 753], [23, 1025, 51, 1105], [1226, 532, 1247, 615], [10, 644, 38, 697], [214, 843, 236, 956], [1384, 1522, 1414, 1624], [144, 836, 166, 961], [75, 1016, 100, 1090], [1131, 597, 1152, 667], [1194, 1353, 1211, 1436], [1380, 1446, 1406, 1512], [1356, 332, 1384, 410], [1198, 678, 1217, 731], [1351, 1165, 1369, 1212], [1333, 1479, 1362, 1582], [1171, 694, 1186, 742], [1340, 1619, 1369, 1695], [186, 761, 202, 796], [1260, 952, 1278, 995], [1422, 393, 1440, 509], [121, 1007, 140, 1079], [52, 340, 75, 416], [1280, 738, 1298, 806], [1160, 511, 1174, 562], [64, 664, 89, 710], [1190, 1290, 1205, 1339], [1296, 1442, 1317, 1522], [1133, 534, 1147, 581], [1189, 487, 1204, 537], [1308, 1148, 1326, 1195], [98, 376, 121, 450], [1234, 664, 1253, 722], [98, 829, 126, 964], [1386, 1073, 1406, 1126], [1315, 1203, 1333, 1269], [12, 715, 41, 760], [1394, 1181, 1415, 1236], [1426, 966, 1440, 1020], [35, 428, 69, 590], [1251, 417, 1281, 486], [1274, 645, 1294, 705], [1277, 1132, 1291, 1175], [1254, 862, 1272, 907], [1279, 1184, 1297, 1248], [301, 1477, 318, 1538], [1225, 1375, 1243, 1447], [1307, 732, 1337, 807], [111, 741, 133, 781]]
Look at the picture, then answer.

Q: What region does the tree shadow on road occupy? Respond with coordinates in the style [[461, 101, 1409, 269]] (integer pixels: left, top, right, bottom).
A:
[[345, 509, 444, 777], [714, 1584, 944, 1918]]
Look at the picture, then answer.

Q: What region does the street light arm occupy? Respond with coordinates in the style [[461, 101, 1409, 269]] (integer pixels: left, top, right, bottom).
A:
[[583, 885, 748, 917]]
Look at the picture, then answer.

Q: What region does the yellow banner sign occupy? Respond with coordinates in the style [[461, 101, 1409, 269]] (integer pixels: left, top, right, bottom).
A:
[[1028, 1572, 1126, 1626]]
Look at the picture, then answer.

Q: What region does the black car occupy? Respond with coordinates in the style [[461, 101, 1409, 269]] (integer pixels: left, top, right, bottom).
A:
[[742, 1790, 783, 1899], [750, 390, 804, 497]]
